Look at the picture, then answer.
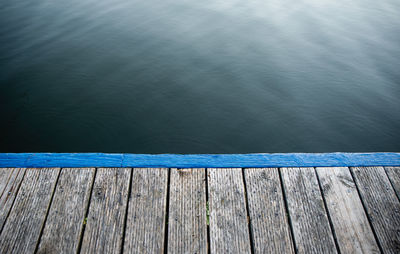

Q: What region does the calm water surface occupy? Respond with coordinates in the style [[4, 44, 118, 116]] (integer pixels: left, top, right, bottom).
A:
[[1, 0, 399, 153]]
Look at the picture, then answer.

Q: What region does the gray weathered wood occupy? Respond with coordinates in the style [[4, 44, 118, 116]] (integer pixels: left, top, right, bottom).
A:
[[0, 168, 12, 197], [37, 168, 95, 254], [0, 168, 26, 230], [280, 167, 337, 254], [124, 168, 168, 253], [385, 167, 400, 200], [244, 168, 294, 254], [168, 168, 207, 254], [208, 168, 251, 253], [81, 168, 130, 254], [351, 166, 400, 254], [316, 167, 379, 253], [0, 168, 60, 253]]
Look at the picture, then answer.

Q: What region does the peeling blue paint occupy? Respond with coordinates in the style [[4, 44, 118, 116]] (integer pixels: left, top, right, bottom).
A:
[[0, 152, 399, 168]]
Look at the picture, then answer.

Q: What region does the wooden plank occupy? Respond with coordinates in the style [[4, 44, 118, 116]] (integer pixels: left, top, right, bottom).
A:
[[168, 168, 207, 254], [351, 166, 400, 254], [80, 168, 130, 254], [385, 167, 400, 200], [244, 168, 294, 254], [281, 167, 337, 253], [0, 168, 26, 230], [0, 168, 60, 253], [0, 168, 12, 197], [0, 153, 123, 168], [316, 167, 379, 253], [208, 168, 251, 253], [123, 168, 168, 253], [2, 152, 400, 168], [37, 168, 95, 254]]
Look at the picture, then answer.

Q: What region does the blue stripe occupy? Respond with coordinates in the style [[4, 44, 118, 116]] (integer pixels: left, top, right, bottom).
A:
[[0, 152, 399, 168]]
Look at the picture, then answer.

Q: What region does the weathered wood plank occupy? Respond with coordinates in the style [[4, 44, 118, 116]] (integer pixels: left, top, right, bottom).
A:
[[281, 167, 337, 254], [37, 168, 95, 254], [208, 168, 251, 253], [81, 168, 130, 254], [0, 168, 26, 230], [124, 168, 168, 253], [351, 166, 400, 254], [168, 168, 207, 254], [2, 152, 400, 168], [0, 168, 60, 253], [0, 168, 12, 197], [244, 168, 295, 254], [316, 167, 379, 253], [385, 167, 400, 200]]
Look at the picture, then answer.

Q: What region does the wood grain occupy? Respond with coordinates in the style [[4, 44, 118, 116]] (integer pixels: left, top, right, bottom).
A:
[[244, 168, 295, 254], [37, 168, 95, 254], [0, 168, 26, 230], [208, 168, 251, 253], [80, 168, 130, 254], [351, 166, 400, 254], [168, 168, 207, 254], [281, 167, 337, 254], [0, 168, 60, 253], [2, 153, 399, 168], [123, 168, 168, 253], [316, 167, 379, 253], [385, 167, 400, 200], [0, 168, 11, 197]]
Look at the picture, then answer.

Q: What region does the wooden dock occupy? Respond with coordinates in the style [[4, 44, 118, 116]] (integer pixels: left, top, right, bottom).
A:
[[0, 153, 399, 253]]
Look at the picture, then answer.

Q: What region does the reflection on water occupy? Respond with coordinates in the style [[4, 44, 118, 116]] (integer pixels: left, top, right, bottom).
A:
[[0, 0, 399, 153]]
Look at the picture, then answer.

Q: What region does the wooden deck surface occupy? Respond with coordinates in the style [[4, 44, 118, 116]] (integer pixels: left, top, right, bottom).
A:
[[0, 167, 399, 253]]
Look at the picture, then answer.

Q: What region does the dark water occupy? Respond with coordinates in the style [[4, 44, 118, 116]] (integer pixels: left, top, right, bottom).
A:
[[1, 0, 399, 153]]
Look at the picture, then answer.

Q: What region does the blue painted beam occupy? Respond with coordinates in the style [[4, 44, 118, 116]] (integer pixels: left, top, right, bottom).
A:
[[0, 152, 399, 168]]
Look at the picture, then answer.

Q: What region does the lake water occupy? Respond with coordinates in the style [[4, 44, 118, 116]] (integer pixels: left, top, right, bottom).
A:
[[1, 0, 399, 153]]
